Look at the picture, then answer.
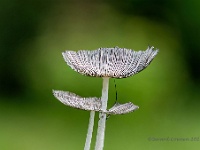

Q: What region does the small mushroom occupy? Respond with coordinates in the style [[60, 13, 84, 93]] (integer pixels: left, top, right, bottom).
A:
[[53, 90, 138, 115], [53, 89, 138, 150]]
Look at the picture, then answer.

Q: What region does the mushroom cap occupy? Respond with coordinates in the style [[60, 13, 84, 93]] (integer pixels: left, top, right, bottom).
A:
[[53, 90, 139, 115], [105, 102, 139, 115], [53, 90, 101, 111], [62, 46, 158, 78]]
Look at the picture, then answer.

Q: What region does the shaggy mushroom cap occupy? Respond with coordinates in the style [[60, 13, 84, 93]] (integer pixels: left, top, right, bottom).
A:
[[62, 46, 158, 78], [105, 102, 139, 115], [53, 90, 139, 115], [53, 90, 102, 111]]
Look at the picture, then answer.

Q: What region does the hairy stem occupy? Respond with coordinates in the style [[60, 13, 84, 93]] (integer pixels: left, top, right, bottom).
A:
[[95, 77, 109, 150], [84, 111, 95, 150]]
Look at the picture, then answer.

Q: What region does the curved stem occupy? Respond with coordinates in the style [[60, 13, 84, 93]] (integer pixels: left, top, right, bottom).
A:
[[84, 111, 95, 150], [95, 77, 109, 150]]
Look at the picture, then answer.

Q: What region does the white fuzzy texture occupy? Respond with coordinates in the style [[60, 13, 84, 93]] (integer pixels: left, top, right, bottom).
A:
[[53, 90, 101, 111], [105, 102, 139, 115], [62, 46, 158, 78]]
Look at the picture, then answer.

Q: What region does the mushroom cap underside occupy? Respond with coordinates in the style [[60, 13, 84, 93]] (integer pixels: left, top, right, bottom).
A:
[[62, 46, 158, 78]]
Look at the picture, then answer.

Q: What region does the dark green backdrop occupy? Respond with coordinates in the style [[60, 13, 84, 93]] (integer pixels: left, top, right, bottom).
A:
[[1, 0, 200, 149]]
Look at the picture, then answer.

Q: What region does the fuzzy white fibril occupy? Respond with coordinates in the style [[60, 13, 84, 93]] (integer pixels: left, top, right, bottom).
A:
[[84, 111, 95, 150], [95, 77, 109, 150]]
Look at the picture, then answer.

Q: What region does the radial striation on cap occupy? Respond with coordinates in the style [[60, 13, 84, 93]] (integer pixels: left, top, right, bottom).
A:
[[53, 90, 102, 111], [62, 46, 158, 78]]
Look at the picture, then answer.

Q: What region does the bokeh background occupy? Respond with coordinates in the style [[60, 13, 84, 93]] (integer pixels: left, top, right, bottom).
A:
[[1, 0, 200, 149]]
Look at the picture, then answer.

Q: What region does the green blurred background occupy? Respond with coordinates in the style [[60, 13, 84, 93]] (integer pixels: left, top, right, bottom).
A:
[[1, 0, 200, 149]]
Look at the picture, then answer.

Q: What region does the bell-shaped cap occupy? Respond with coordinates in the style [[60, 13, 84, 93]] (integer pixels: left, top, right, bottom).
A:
[[62, 46, 158, 78], [105, 102, 139, 115], [53, 90, 101, 111]]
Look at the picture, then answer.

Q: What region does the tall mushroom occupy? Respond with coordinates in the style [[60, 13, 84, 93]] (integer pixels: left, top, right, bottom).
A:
[[53, 90, 138, 150], [61, 46, 158, 150]]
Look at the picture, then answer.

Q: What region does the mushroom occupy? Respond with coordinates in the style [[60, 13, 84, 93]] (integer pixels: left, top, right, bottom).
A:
[[53, 90, 139, 114], [52, 90, 139, 150], [62, 46, 158, 150]]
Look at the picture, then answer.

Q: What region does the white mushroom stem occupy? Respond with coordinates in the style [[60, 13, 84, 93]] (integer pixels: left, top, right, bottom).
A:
[[95, 77, 109, 150], [84, 111, 95, 150]]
